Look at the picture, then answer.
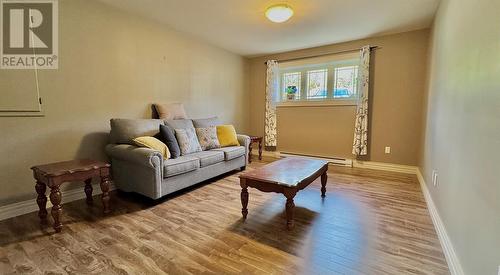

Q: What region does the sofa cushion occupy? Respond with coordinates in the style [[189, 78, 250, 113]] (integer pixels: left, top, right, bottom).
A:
[[212, 146, 245, 161], [163, 156, 199, 177], [110, 119, 164, 144], [192, 117, 221, 128], [187, 150, 224, 167], [165, 119, 194, 130]]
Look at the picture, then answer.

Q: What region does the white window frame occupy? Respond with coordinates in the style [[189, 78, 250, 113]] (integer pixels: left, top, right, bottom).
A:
[[277, 56, 360, 107]]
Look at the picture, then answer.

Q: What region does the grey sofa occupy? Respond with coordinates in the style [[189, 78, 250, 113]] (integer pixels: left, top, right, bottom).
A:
[[105, 118, 250, 199]]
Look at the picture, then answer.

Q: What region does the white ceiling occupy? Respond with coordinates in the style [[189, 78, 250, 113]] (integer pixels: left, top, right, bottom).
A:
[[99, 0, 440, 57]]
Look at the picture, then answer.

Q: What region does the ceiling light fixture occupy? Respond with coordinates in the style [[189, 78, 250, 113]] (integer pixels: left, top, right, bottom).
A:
[[265, 4, 294, 23]]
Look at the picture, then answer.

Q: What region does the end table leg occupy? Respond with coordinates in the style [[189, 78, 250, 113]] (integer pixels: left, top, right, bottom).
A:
[[49, 186, 62, 233], [240, 180, 248, 219], [84, 178, 93, 205], [321, 171, 327, 198], [100, 176, 111, 214], [248, 141, 253, 163], [258, 139, 263, 160], [284, 189, 297, 230], [35, 181, 48, 224]]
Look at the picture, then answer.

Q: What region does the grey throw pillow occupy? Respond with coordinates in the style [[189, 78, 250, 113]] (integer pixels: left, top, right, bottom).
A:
[[175, 128, 202, 155], [195, 126, 220, 150], [158, 125, 181, 158]]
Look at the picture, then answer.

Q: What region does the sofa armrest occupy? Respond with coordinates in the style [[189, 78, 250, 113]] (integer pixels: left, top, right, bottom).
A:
[[105, 144, 163, 170], [237, 134, 250, 164]]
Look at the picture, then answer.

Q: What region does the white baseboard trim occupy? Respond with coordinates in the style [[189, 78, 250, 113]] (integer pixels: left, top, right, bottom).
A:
[[0, 182, 116, 222], [353, 160, 418, 174], [416, 169, 464, 275]]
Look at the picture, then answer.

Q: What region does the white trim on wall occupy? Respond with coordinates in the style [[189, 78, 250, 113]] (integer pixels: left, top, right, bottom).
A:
[[0, 183, 116, 221], [416, 169, 465, 275], [352, 160, 418, 174]]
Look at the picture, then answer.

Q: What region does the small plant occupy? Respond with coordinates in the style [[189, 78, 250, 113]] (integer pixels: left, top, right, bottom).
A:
[[286, 86, 297, 95], [286, 86, 297, 100]]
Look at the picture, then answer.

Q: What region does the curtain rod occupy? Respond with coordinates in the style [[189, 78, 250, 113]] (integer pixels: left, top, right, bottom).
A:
[[264, 46, 380, 64]]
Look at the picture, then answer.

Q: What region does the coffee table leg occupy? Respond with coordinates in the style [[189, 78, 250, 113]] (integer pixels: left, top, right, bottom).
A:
[[84, 178, 93, 205], [100, 176, 111, 214], [35, 181, 48, 224], [321, 171, 327, 198], [49, 186, 62, 233], [248, 141, 253, 163], [284, 189, 297, 230], [240, 179, 248, 219]]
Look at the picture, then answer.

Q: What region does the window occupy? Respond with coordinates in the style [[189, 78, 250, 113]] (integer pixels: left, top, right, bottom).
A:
[[278, 56, 360, 104], [333, 66, 358, 98], [282, 72, 301, 100], [307, 69, 328, 99]]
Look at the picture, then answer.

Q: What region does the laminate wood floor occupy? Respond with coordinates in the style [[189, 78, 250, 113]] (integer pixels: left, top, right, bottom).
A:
[[0, 159, 449, 274]]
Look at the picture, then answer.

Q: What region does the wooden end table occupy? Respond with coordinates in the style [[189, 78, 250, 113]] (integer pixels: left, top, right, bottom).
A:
[[248, 136, 263, 163], [31, 159, 111, 232], [239, 157, 328, 230]]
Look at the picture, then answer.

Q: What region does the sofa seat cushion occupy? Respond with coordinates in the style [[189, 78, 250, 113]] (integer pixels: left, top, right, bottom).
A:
[[163, 156, 199, 177], [188, 150, 225, 167], [212, 146, 245, 161]]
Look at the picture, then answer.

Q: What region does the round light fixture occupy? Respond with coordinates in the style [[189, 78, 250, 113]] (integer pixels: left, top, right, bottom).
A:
[[265, 4, 294, 23]]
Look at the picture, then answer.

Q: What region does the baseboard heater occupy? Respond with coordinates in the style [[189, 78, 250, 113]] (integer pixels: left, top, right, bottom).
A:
[[279, 151, 353, 167]]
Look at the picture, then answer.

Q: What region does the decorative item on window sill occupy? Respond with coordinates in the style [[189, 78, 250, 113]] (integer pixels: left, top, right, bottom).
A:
[[286, 86, 297, 100]]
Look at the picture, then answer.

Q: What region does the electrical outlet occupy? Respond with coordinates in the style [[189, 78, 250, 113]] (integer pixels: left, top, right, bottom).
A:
[[432, 170, 438, 187], [384, 147, 391, 154]]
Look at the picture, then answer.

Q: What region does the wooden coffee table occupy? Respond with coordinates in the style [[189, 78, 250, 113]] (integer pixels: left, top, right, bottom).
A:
[[239, 157, 328, 230]]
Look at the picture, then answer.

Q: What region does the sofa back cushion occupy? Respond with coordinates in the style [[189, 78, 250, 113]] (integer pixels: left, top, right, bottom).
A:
[[165, 119, 194, 130], [192, 117, 221, 128], [110, 119, 164, 144]]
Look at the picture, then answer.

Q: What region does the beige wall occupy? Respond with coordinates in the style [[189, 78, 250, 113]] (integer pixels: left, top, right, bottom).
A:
[[420, 0, 500, 274], [0, 0, 249, 205], [248, 30, 429, 165]]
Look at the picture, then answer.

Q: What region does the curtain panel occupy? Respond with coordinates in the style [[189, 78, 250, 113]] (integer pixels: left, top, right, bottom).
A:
[[352, 46, 371, 156], [264, 60, 279, 148]]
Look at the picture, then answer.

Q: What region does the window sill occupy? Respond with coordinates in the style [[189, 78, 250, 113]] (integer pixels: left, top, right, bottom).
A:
[[276, 99, 358, 108]]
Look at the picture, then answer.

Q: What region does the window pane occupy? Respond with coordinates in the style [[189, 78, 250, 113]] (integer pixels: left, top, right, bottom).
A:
[[282, 72, 301, 100], [307, 69, 328, 99], [333, 66, 359, 98]]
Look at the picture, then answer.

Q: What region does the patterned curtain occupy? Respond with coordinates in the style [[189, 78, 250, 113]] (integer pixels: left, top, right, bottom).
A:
[[352, 46, 371, 156], [264, 60, 279, 148]]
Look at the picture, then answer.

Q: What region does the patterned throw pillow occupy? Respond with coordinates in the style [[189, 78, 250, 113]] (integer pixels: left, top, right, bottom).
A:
[[175, 128, 202, 155], [195, 126, 220, 150]]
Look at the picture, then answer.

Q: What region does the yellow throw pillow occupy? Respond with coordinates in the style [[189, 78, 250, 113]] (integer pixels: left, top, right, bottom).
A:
[[216, 125, 240, 147], [133, 136, 171, 159]]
